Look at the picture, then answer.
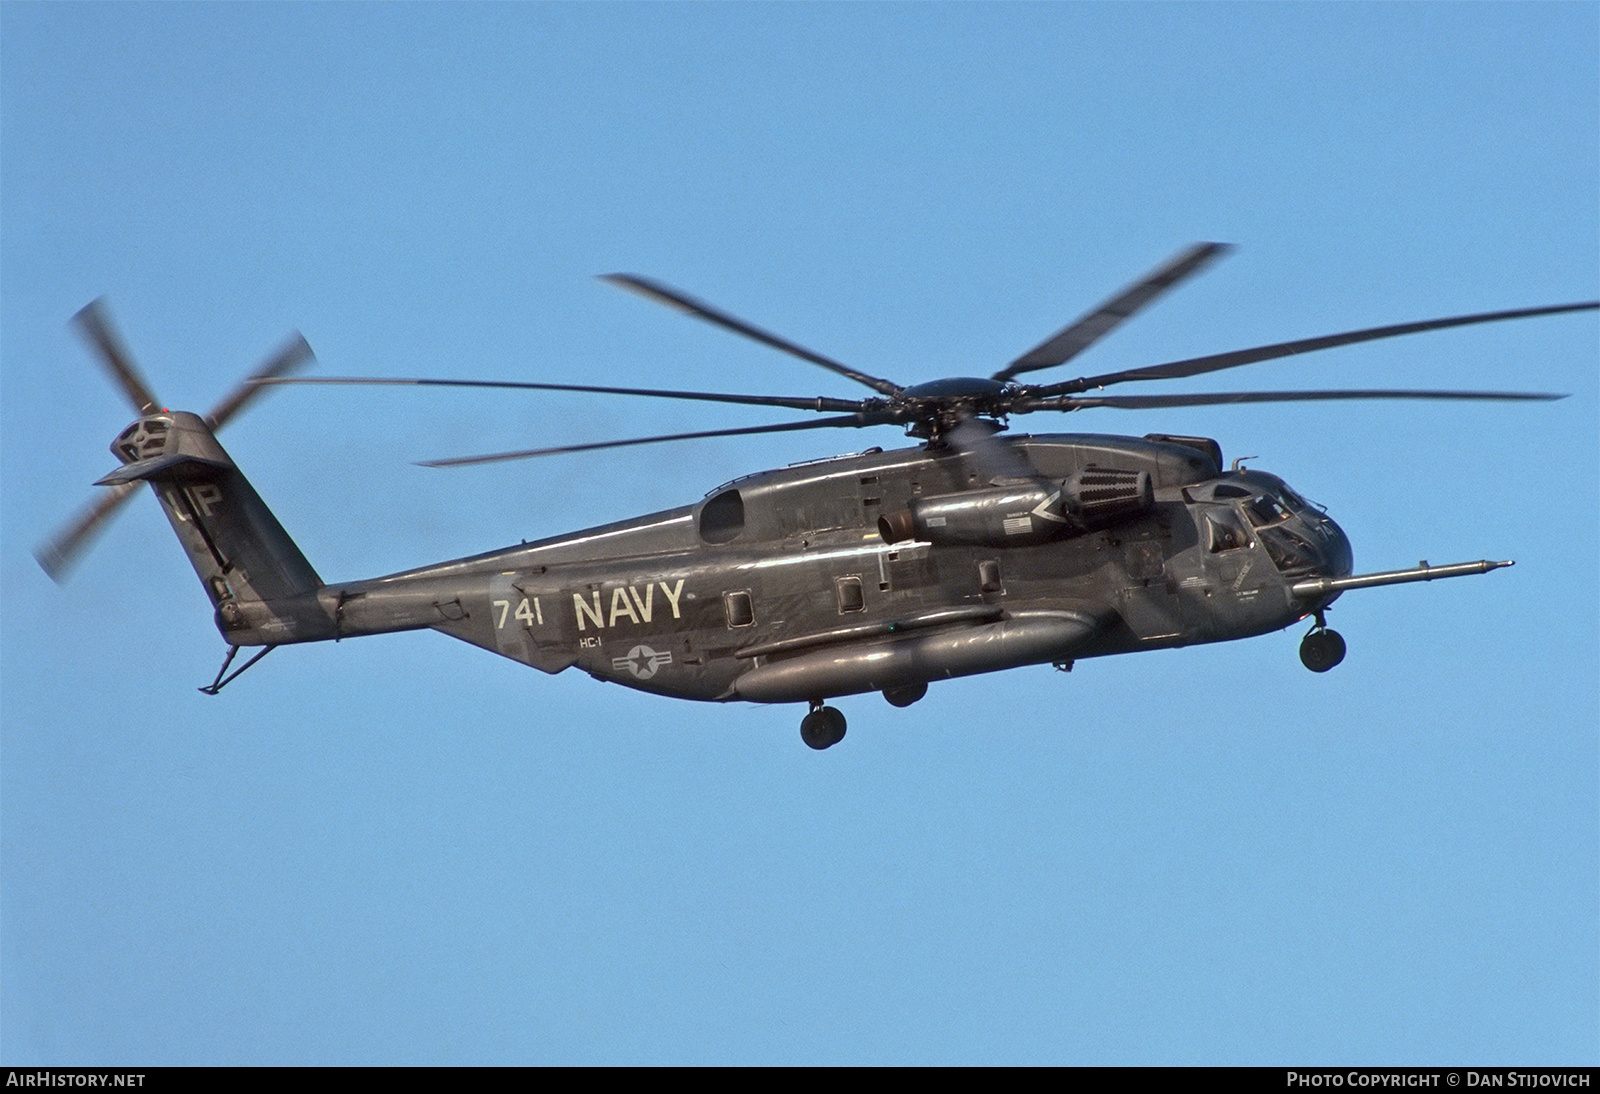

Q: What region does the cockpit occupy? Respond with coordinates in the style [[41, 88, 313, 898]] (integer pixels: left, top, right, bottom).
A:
[[1189, 471, 1352, 579]]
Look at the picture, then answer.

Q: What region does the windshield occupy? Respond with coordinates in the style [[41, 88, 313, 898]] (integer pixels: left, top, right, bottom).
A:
[[1246, 495, 1291, 527]]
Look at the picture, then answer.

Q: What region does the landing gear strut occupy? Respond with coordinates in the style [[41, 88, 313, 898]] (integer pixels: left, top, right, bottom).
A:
[[800, 702, 847, 750], [1299, 611, 1346, 673]]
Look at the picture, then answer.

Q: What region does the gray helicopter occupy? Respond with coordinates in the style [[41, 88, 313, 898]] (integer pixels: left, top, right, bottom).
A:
[[38, 244, 1596, 749]]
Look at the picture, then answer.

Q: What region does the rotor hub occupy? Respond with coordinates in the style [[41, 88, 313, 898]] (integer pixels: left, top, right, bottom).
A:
[[896, 378, 1016, 441]]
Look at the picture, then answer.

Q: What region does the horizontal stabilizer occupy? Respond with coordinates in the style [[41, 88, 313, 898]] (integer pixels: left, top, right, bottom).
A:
[[95, 452, 231, 487]]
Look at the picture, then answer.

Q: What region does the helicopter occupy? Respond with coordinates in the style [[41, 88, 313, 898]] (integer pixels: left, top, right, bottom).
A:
[[36, 243, 1597, 749]]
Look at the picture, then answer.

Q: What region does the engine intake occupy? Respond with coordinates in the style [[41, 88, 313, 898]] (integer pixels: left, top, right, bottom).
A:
[[1069, 467, 1154, 528]]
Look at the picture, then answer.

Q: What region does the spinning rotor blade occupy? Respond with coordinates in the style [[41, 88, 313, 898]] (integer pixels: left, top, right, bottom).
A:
[[602, 273, 904, 397], [420, 412, 900, 467], [946, 415, 1038, 483], [1018, 388, 1568, 412], [41, 301, 162, 580], [257, 375, 874, 414], [994, 242, 1232, 382], [39, 304, 314, 582], [74, 299, 161, 415], [204, 332, 314, 428], [34, 483, 140, 583], [1025, 301, 1600, 397]]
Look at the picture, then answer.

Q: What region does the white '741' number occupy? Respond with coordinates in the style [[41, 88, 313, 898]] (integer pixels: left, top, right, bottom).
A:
[[492, 597, 543, 629]]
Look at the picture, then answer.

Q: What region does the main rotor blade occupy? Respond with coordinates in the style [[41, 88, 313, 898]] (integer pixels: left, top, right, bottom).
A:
[[420, 412, 900, 468], [73, 299, 161, 415], [204, 332, 315, 429], [602, 273, 904, 397], [34, 482, 140, 583], [1024, 301, 1600, 397], [1016, 388, 1568, 412], [993, 242, 1232, 383], [257, 375, 875, 415]]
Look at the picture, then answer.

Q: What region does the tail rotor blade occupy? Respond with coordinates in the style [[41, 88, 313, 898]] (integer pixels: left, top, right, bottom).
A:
[[34, 482, 140, 583], [204, 332, 314, 429], [42, 301, 312, 581], [73, 299, 161, 415]]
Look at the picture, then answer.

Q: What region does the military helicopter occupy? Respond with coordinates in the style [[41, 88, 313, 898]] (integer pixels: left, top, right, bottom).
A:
[[37, 243, 1596, 749]]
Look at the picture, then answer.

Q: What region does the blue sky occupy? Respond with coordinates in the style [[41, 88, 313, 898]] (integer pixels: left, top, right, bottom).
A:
[[3, 2, 1596, 1065]]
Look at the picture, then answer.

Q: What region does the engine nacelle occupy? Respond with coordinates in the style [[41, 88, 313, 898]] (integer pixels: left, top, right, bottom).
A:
[[878, 468, 1153, 546]]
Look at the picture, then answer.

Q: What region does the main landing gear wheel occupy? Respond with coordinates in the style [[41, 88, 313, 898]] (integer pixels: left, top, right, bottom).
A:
[[1299, 625, 1347, 673], [882, 682, 928, 708], [800, 703, 847, 750]]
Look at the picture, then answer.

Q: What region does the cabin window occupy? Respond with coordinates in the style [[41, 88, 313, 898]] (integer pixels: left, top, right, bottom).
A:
[[978, 559, 1003, 594], [835, 576, 866, 613], [699, 488, 745, 544], [724, 590, 755, 628], [1207, 515, 1248, 553], [859, 474, 881, 508]]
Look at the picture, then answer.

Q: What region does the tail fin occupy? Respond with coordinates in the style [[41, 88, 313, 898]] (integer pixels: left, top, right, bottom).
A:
[[97, 411, 336, 644]]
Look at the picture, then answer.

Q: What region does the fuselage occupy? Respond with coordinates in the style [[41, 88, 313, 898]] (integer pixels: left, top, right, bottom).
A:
[[305, 433, 1355, 704]]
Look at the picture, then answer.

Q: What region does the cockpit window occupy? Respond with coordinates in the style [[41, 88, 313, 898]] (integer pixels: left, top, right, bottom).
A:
[[1246, 496, 1291, 528], [1258, 527, 1319, 574]]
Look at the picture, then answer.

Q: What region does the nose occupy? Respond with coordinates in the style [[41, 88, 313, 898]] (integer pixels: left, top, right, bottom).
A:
[[1314, 514, 1354, 578]]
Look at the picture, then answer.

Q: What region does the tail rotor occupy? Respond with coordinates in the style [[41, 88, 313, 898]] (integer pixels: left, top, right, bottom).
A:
[[35, 300, 314, 581]]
